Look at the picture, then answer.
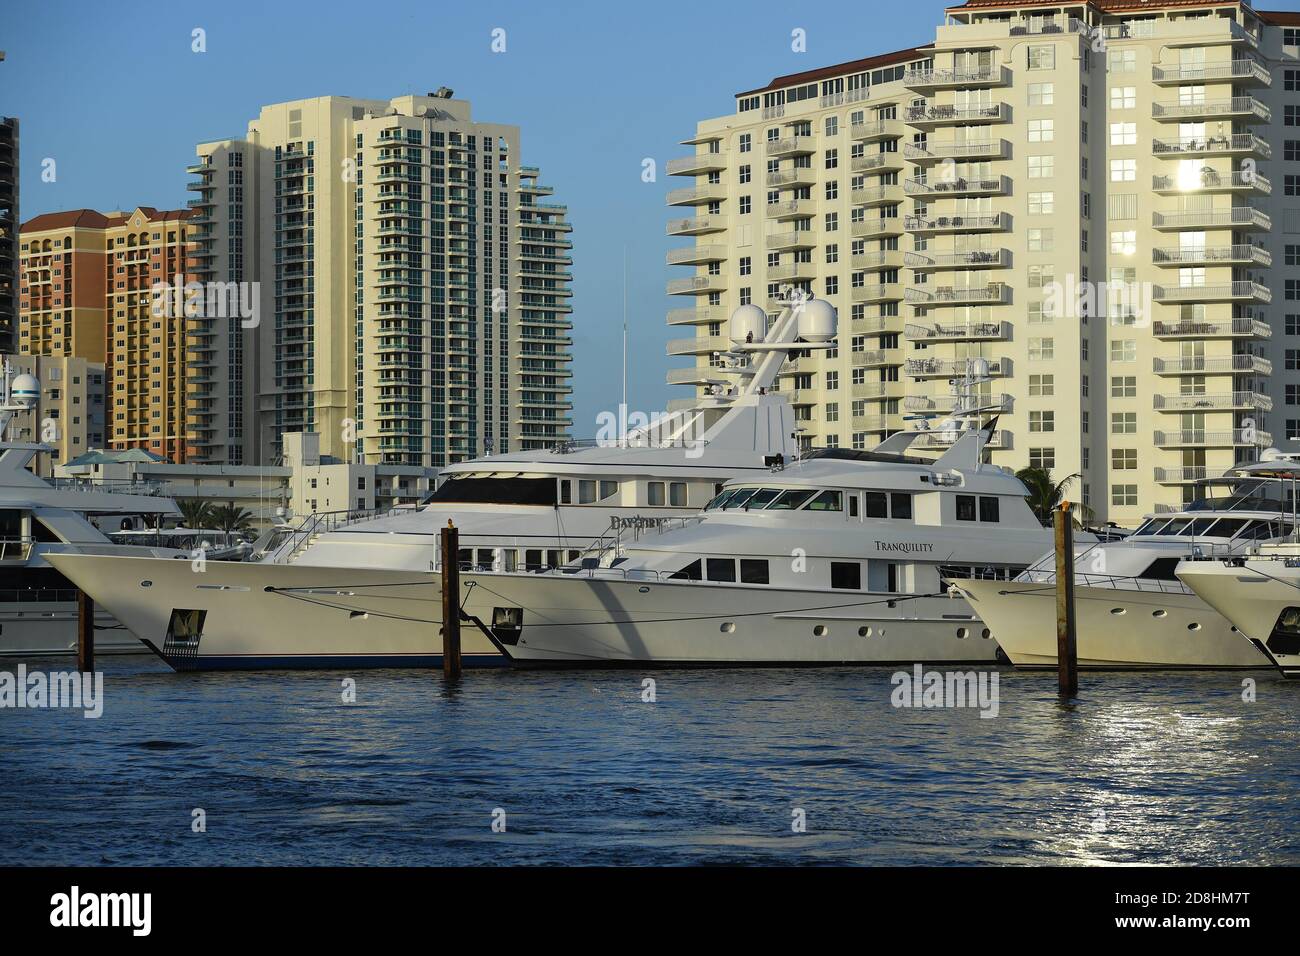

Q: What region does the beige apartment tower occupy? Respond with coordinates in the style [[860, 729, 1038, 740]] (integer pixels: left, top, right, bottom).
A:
[[667, 0, 1300, 525], [190, 93, 573, 468]]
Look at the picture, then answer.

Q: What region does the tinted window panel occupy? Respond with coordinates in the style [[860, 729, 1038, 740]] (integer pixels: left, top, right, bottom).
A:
[[706, 558, 737, 582], [864, 491, 888, 518], [979, 496, 1000, 522], [831, 562, 862, 590], [740, 559, 770, 584], [956, 495, 977, 521], [891, 493, 913, 520]]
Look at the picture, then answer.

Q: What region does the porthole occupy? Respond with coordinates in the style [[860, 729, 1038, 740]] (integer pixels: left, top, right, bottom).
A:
[[858, 626, 872, 637], [141, 580, 153, 588], [813, 624, 828, 637], [1152, 610, 1167, 618], [720, 622, 735, 634], [638, 586, 650, 594], [1110, 608, 1126, 616], [1188, 622, 1202, 632], [956, 627, 969, 639], [981, 628, 991, 640]]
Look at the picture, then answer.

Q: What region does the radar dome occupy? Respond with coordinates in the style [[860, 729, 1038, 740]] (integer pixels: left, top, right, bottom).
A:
[[797, 298, 837, 343], [729, 304, 767, 345], [970, 357, 991, 379], [10, 373, 39, 407]]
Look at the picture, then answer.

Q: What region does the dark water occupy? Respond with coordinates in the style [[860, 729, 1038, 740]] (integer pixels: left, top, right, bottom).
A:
[[2, 656, 1298, 865]]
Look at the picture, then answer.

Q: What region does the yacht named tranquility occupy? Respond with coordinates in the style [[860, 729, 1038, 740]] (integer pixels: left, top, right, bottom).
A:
[[46, 301, 866, 670], [954, 454, 1300, 670]]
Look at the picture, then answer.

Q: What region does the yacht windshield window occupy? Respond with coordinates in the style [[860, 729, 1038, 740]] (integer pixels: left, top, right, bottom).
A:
[[1160, 518, 1191, 536], [1131, 519, 1163, 536], [669, 559, 702, 581], [766, 489, 817, 510], [706, 558, 737, 582], [1204, 518, 1248, 539], [740, 559, 770, 584], [1180, 518, 1219, 536], [744, 488, 781, 510], [806, 490, 843, 512], [722, 488, 759, 510]]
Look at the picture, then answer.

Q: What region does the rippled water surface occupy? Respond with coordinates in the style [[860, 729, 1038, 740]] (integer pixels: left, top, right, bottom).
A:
[[3, 656, 1298, 865]]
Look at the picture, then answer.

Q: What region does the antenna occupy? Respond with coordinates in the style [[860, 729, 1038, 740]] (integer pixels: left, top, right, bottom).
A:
[[622, 245, 628, 410]]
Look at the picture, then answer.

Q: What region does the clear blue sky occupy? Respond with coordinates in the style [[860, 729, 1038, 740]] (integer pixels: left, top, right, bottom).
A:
[[5, 0, 951, 433]]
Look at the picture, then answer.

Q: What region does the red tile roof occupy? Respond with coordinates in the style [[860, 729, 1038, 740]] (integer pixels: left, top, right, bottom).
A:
[[22, 206, 193, 233], [736, 45, 932, 98]]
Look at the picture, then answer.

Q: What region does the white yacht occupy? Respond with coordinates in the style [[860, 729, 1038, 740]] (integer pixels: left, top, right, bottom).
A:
[[954, 456, 1300, 670], [0, 364, 184, 657], [45, 301, 839, 670], [453, 397, 1061, 668]]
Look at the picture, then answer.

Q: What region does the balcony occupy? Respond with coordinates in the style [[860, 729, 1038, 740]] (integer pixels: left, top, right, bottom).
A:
[[1151, 281, 1271, 304], [765, 135, 816, 158], [666, 366, 733, 387], [666, 275, 727, 296], [904, 65, 1011, 91], [767, 168, 818, 189], [1154, 467, 1230, 484], [1152, 354, 1272, 376], [766, 198, 816, 221], [905, 212, 1011, 235], [850, 282, 904, 304], [769, 261, 818, 282], [1152, 244, 1271, 267], [1152, 133, 1270, 160], [1151, 207, 1270, 231], [851, 249, 905, 271], [850, 117, 904, 142], [850, 152, 906, 175], [1152, 169, 1271, 196], [666, 334, 729, 357], [851, 315, 904, 335], [666, 152, 727, 176], [850, 184, 896, 208], [852, 382, 900, 400], [851, 348, 904, 369], [905, 393, 1012, 414], [851, 217, 905, 239], [1151, 59, 1271, 86], [903, 139, 1009, 163], [903, 175, 1010, 199], [666, 184, 728, 207], [906, 357, 1009, 378], [905, 320, 1010, 342], [904, 103, 1010, 129], [1151, 96, 1270, 123], [666, 245, 727, 266], [1154, 429, 1270, 449], [1153, 391, 1272, 412], [767, 230, 817, 251], [904, 248, 1009, 271], [1153, 317, 1271, 339], [666, 214, 727, 236], [666, 307, 726, 327], [850, 415, 892, 432], [904, 282, 1009, 306]]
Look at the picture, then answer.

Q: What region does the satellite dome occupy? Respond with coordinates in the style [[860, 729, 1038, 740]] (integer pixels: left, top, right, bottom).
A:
[[10, 373, 39, 407], [797, 298, 837, 342], [729, 304, 768, 345]]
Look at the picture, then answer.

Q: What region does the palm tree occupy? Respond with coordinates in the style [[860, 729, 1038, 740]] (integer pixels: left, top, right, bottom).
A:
[[209, 503, 255, 536], [177, 498, 214, 529], [1014, 467, 1092, 527]]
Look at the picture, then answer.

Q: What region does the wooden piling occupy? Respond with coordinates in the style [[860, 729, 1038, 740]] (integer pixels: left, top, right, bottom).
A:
[[1054, 502, 1078, 697], [76, 590, 95, 674], [440, 522, 462, 680]]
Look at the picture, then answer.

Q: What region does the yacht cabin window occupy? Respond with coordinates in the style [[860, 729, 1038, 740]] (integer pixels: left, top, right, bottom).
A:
[[831, 561, 862, 590], [670, 482, 687, 507], [767, 489, 818, 510], [806, 490, 842, 511], [648, 482, 665, 506], [706, 558, 736, 582], [957, 495, 1001, 522], [740, 559, 770, 584]]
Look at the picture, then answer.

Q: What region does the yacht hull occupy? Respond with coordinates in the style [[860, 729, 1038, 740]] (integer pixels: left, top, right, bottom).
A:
[[1176, 560, 1300, 678], [44, 553, 501, 671], [955, 578, 1269, 669], [0, 605, 147, 657], [458, 571, 1000, 666]]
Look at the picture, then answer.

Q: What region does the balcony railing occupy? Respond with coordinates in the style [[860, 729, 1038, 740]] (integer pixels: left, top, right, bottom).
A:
[[1152, 354, 1272, 375], [904, 103, 1009, 126], [1151, 133, 1270, 158], [1152, 170, 1271, 194], [1153, 391, 1272, 412], [904, 249, 1009, 270], [1154, 429, 1271, 448], [1151, 281, 1271, 304], [906, 357, 1009, 378], [1151, 96, 1270, 122], [904, 283, 1009, 305], [903, 175, 1009, 198], [1152, 318, 1271, 339], [904, 320, 1009, 341], [1152, 59, 1271, 85], [1151, 207, 1271, 231], [905, 212, 1011, 233], [1152, 244, 1271, 267]]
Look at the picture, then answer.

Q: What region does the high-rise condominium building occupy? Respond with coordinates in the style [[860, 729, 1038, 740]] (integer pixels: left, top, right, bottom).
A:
[[17, 207, 195, 462], [4, 355, 106, 476], [189, 92, 573, 469], [667, 0, 1300, 526], [0, 112, 17, 354]]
